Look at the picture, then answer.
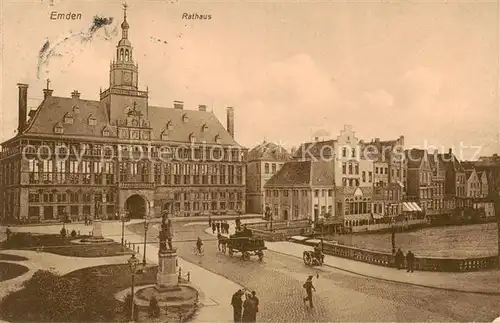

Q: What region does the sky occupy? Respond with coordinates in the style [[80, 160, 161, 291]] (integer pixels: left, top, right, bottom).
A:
[[0, 0, 499, 160]]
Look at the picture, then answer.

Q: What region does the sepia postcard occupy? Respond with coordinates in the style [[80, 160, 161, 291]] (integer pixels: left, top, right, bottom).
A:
[[0, 0, 500, 322]]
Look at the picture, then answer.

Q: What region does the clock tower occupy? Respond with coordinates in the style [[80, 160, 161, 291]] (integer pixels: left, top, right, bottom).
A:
[[100, 3, 149, 126], [110, 3, 138, 90]]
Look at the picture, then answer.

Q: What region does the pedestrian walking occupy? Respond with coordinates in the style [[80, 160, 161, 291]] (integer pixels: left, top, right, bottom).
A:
[[212, 222, 216, 234], [406, 250, 415, 272], [231, 289, 243, 322], [208, 216, 212, 227], [242, 292, 257, 322], [303, 275, 316, 308], [216, 221, 221, 233], [251, 291, 259, 322], [395, 248, 404, 269]]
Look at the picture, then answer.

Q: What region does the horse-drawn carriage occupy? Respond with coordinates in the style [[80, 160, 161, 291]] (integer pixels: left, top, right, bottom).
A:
[[225, 230, 267, 260]]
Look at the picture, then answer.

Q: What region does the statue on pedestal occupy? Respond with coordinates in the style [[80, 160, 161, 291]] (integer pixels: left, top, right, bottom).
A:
[[159, 211, 174, 252]]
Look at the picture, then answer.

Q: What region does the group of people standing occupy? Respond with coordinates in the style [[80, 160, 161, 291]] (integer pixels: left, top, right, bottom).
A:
[[210, 218, 230, 234], [394, 248, 415, 272], [231, 289, 259, 322]]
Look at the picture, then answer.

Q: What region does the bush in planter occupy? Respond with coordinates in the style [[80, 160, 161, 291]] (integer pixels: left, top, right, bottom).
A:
[[60, 227, 66, 237], [149, 296, 160, 317], [70, 229, 77, 237]]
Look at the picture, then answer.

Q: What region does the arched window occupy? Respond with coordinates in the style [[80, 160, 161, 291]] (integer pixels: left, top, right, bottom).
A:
[[166, 121, 173, 131], [182, 114, 189, 123], [189, 133, 196, 143], [215, 135, 221, 144], [125, 50, 129, 62], [264, 163, 269, 174], [120, 49, 124, 61], [202, 124, 208, 132], [161, 132, 168, 140]]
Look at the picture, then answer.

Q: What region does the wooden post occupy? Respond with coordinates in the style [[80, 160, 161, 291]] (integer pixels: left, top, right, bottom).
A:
[[495, 195, 500, 268]]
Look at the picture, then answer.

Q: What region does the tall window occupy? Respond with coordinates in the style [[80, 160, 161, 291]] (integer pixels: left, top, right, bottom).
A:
[[355, 164, 359, 175], [362, 171, 366, 182], [264, 163, 269, 174], [272, 164, 276, 174], [348, 163, 353, 175], [342, 163, 346, 174]]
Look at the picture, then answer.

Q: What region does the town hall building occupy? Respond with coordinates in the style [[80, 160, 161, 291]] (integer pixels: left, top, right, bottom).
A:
[[0, 5, 246, 223]]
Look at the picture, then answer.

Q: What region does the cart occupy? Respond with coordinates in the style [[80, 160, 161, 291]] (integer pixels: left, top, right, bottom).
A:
[[227, 235, 267, 261]]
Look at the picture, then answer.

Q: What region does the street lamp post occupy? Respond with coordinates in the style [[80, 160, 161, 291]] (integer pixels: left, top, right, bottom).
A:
[[128, 253, 139, 321], [142, 217, 148, 266]]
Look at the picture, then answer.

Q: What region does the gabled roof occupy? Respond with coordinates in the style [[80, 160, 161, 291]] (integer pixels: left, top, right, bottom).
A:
[[264, 160, 334, 187], [148, 106, 239, 146], [361, 138, 403, 162], [24, 96, 117, 137], [20, 95, 240, 146], [293, 140, 336, 160], [405, 149, 426, 169], [247, 141, 290, 162], [438, 152, 465, 172]]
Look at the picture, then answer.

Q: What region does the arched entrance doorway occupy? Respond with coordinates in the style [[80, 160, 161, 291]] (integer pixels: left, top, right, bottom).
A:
[[283, 209, 289, 221], [125, 195, 147, 219]]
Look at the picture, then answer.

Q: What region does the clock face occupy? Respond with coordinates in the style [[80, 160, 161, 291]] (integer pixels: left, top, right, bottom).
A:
[[131, 130, 139, 139], [123, 72, 132, 84]]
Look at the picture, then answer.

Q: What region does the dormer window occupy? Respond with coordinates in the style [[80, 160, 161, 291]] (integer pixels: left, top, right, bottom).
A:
[[182, 114, 189, 123], [103, 129, 110, 137], [64, 112, 74, 125], [215, 135, 222, 144], [161, 131, 168, 140], [88, 115, 97, 126], [189, 133, 196, 143], [54, 123, 64, 134], [73, 105, 80, 113], [202, 124, 208, 132], [166, 121, 173, 131]]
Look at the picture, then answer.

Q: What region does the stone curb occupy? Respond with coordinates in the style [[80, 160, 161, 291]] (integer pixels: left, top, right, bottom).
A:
[[267, 248, 500, 296]]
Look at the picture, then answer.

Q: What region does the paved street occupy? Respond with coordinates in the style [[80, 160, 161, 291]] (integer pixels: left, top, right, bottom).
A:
[[129, 222, 500, 322]]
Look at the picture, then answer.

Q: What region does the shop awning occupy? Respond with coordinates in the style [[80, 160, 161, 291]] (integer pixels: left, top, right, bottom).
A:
[[402, 202, 422, 212]]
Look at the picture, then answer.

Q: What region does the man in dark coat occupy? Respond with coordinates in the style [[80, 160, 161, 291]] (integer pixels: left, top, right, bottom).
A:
[[406, 250, 415, 272], [395, 248, 404, 269], [216, 221, 221, 233], [212, 222, 216, 234], [303, 275, 316, 308], [251, 291, 259, 321], [231, 289, 243, 322]]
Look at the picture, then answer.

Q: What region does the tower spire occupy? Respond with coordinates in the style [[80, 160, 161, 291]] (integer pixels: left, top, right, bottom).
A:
[[121, 2, 129, 39]]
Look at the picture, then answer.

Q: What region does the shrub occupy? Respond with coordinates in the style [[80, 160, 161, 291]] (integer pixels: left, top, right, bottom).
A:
[[149, 296, 160, 317], [0, 269, 116, 322], [60, 227, 66, 237], [70, 229, 77, 237]]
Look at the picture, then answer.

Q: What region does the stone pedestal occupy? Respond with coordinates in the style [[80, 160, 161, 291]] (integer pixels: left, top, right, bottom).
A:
[[156, 248, 180, 291], [93, 219, 103, 238]]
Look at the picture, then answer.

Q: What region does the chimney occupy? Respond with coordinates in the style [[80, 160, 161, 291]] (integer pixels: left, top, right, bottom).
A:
[[173, 100, 184, 110], [43, 88, 53, 99], [314, 137, 319, 141], [449, 148, 452, 154], [17, 83, 28, 134], [71, 90, 80, 99], [226, 107, 234, 138], [375, 137, 380, 142], [198, 104, 207, 112]]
